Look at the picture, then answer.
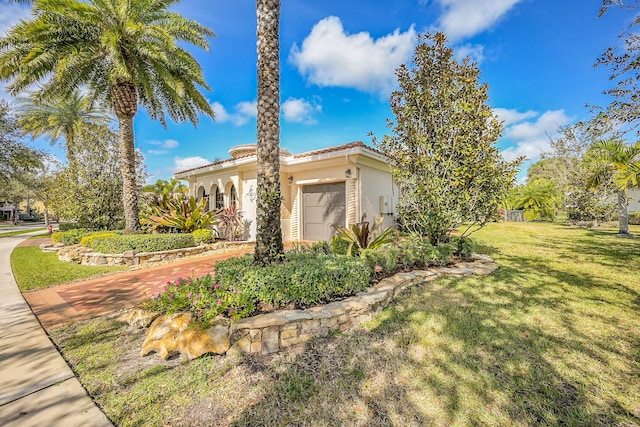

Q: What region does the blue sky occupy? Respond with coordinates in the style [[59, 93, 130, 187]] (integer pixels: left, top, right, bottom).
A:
[[0, 0, 634, 182]]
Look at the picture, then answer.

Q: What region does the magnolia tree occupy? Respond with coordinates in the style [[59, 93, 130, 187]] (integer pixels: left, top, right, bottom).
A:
[[374, 33, 521, 245]]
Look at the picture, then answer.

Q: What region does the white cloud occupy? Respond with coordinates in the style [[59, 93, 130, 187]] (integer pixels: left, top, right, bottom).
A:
[[282, 97, 321, 124], [499, 109, 572, 162], [146, 139, 179, 155], [211, 100, 256, 126], [434, 0, 523, 42], [174, 156, 211, 172], [493, 108, 538, 126], [163, 139, 179, 149], [454, 43, 485, 63], [290, 16, 416, 95]]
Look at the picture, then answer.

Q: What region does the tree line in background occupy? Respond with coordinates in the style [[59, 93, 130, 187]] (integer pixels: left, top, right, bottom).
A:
[[506, 0, 640, 236]]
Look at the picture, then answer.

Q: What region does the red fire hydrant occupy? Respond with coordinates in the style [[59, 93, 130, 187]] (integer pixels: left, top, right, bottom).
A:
[[47, 224, 53, 235]]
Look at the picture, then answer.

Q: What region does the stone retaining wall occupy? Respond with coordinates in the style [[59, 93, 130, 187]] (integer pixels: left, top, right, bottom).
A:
[[135, 254, 499, 360], [46, 241, 253, 266]]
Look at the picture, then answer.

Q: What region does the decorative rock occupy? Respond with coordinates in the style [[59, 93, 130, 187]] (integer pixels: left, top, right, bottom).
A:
[[119, 308, 160, 328], [141, 314, 231, 360], [262, 326, 280, 355]]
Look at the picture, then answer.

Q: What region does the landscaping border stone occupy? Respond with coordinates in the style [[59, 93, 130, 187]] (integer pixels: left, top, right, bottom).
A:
[[134, 254, 499, 360], [42, 240, 253, 267]]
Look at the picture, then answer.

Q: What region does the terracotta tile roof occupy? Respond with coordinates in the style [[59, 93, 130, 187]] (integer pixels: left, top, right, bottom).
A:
[[175, 141, 386, 176], [293, 141, 384, 158]]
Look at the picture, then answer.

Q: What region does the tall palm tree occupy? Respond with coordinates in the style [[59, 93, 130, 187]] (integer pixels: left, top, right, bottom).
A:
[[585, 138, 640, 235], [254, 0, 284, 264], [15, 91, 111, 179], [0, 0, 215, 232]]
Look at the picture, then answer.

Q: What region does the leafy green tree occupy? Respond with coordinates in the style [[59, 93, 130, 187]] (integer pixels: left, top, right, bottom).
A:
[[15, 91, 110, 179], [585, 138, 640, 235], [543, 123, 616, 225], [254, 0, 284, 264], [0, 100, 41, 188], [143, 178, 188, 199], [594, 1, 640, 135], [374, 32, 521, 245], [0, 0, 215, 233], [49, 124, 146, 230]]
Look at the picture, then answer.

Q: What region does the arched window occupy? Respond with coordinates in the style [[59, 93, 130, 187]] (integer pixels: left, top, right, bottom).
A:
[[215, 187, 224, 210], [229, 184, 237, 207]]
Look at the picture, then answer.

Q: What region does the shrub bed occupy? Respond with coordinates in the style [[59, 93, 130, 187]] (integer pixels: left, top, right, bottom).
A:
[[146, 252, 370, 325], [51, 229, 89, 245], [193, 228, 215, 244], [629, 212, 640, 225], [80, 231, 119, 247], [90, 233, 196, 254]]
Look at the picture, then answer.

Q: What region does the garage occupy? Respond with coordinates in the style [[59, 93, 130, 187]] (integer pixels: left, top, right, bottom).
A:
[[302, 182, 346, 241]]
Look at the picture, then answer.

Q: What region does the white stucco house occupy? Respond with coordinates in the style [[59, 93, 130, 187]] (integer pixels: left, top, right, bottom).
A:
[[173, 141, 398, 242]]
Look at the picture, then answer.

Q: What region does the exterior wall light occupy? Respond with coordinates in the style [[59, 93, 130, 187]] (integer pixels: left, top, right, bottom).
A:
[[345, 168, 352, 179]]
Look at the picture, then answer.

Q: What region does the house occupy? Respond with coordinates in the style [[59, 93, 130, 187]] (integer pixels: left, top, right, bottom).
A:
[[173, 141, 398, 242]]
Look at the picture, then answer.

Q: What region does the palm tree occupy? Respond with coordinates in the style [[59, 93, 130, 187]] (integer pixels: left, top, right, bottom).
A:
[[0, 0, 215, 232], [585, 138, 640, 235], [254, 0, 284, 264], [15, 91, 110, 180]]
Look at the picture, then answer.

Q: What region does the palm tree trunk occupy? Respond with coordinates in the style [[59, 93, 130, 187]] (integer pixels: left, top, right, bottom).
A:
[[617, 190, 629, 235], [113, 82, 141, 233], [254, 0, 284, 264]]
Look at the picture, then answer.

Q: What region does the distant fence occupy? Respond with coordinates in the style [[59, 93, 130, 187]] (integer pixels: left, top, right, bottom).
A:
[[505, 210, 524, 222]]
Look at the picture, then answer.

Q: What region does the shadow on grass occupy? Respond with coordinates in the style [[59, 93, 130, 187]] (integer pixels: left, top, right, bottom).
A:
[[231, 232, 640, 425]]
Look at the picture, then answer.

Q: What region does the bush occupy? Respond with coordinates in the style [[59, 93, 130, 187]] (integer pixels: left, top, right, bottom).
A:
[[58, 222, 81, 231], [80, 232, 119, 248], [193, 229, 215, 245], [629, 212, 640, 225], [361, 246, 399, 274], [51, 229, 88, 245], [330, 235, 351, 256], [399, 236, 455, 268], [90, 233, 196, 254], [145, 274, 255, 327], [215, 253, 370, 308], [451, 236, 475, 260]]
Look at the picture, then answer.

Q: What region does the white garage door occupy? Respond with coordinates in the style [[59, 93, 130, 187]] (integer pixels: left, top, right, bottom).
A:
[[303, 182, 346, 241]]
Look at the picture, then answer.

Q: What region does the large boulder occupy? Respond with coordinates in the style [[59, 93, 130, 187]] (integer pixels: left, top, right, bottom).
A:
[[141, 313, 231, 360]]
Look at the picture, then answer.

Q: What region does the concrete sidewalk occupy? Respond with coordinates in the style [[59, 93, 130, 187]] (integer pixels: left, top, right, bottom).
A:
[[0, 233, 112, 427]]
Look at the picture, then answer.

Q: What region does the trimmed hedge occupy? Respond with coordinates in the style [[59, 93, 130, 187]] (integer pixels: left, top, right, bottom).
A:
[[80, 232, 119, 248], [51, 229, 88, 245], [90, 233, 196, 254], [215, 253, 370, 308], [629, 212, 640, 226], [193, 228, 215, 244]]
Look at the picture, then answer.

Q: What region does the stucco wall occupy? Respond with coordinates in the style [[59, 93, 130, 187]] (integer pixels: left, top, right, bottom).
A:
[[358, 164, 398, 229]]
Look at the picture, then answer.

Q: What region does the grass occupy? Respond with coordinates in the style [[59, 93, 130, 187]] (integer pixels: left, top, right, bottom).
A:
[[0, 227, 47, 237], [48, 222, 640, 426], [11, 246, 127, 291]]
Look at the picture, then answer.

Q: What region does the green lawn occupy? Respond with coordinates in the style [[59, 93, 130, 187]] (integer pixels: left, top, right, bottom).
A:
[[49, 222, 640, 426], [11, 246, 127, 291], [0, 228, 47, 237]]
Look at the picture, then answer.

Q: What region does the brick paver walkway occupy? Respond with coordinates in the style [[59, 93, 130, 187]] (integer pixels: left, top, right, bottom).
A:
[[23, 248, 252, 330]]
